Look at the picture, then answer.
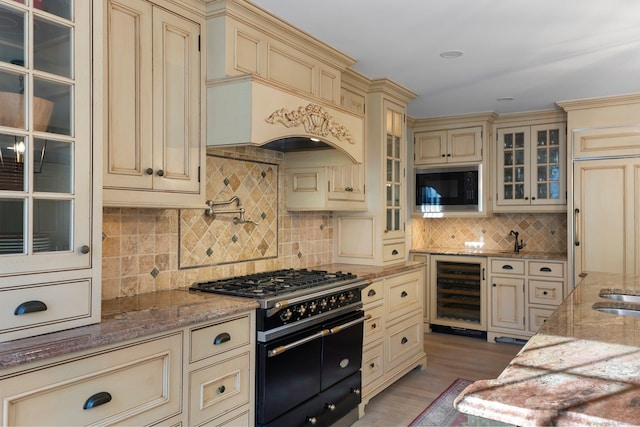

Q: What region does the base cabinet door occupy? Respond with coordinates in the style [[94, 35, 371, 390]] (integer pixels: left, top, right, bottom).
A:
[[490, 277, 525, 331]]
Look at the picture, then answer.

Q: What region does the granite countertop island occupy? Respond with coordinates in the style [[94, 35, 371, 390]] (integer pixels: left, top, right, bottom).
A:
[[454, 271, 640, 426], [0, 261, 423, 371]]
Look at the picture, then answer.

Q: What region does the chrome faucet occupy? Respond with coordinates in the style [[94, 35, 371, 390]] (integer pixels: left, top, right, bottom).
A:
[[509, 230, 526, 253]]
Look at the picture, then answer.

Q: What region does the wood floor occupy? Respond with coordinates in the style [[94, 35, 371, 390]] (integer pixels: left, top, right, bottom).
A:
[[352, 331, 523, 427]]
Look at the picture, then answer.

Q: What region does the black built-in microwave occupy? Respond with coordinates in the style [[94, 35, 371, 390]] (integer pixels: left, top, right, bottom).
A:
[[415, 165, 482, 213]]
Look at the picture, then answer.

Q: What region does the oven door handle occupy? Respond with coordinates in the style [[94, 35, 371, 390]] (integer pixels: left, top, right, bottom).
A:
[[267, 314, 370, 358], [268, 329, 329, 358], [329, 314, 370, 334]]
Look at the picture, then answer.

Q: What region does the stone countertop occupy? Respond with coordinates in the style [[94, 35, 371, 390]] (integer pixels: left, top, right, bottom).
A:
[[0, 289, 258, 370], [410, 247, 567, 260], [0, 261, 421, 371], [454, 271, 640, 426]]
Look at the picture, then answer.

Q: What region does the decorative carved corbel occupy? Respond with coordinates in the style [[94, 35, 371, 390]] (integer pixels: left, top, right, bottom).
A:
[[265, 103, 355, 144]]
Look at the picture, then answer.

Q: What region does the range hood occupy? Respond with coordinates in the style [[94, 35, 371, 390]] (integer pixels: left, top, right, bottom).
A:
[[206, 75, 364, 164]]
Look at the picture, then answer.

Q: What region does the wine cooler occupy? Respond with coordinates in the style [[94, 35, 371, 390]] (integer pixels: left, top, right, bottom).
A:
[[430, 255, 487, 335]]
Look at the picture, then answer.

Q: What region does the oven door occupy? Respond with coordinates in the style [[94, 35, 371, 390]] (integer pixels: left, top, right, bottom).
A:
[[257, 310, 364, 426]]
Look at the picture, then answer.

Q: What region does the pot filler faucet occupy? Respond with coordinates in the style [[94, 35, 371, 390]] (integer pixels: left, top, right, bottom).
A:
[[510, 230, 526, 253]]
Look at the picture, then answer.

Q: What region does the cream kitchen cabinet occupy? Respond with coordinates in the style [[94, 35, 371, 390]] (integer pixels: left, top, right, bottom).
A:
[[559, 94, 640, 286], [572, 157, 640, 284], [0, 309, 256, 426], [0, 0, 101, 342], [186, 312, 255, 427], [494, 121, 566, 212], [360, 267, 427, 416], [0, 333, 183, 426], [285, 151, 366, 211], [409, 253, 430, 326], [488, 257, 566, 343], [414, 127, 483, 165], [335, 79, 417, 266], [102, 0, 205, 208]]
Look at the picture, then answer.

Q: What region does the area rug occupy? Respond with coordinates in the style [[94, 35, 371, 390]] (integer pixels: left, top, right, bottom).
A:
[[408, 378, 473, 427]]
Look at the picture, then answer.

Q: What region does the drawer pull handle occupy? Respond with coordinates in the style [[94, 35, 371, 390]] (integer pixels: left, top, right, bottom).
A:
[[367, 289, 376, 297], [218, 385, 226, 394], [502, 265, 513, 270], [392, 249, 398, 255], [401, 337, 408, 344], [213, 332, 231, 345], [540, 267, 552, 272], [371, 323, 377, 329], [369, 362, 375, 368], [83, 392, 112, 410], [14, 300, 47, 315], [401, 291, 408, 298]]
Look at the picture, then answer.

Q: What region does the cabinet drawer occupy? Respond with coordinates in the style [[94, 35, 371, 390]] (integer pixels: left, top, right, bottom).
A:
[[528, 280, 563, 306], [528, 307, 556, 333], [210, 408, 251, 427], [0, 333, 182, 426], [385, 270, 422, 322], [386, 313, 423, 371], [0, 279, 92, 336], [362, 341, 384, 388], [382, 242, 405, 262], [528, 260, 565, 278], [363, 304, 384, 345], [490, 259, 525, 275], [188, 352, 251, 426], [362, 279, 383, 305], [190, 315, 251, 363]]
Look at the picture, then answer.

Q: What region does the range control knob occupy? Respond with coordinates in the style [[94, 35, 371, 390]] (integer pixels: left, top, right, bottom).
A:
[[297, 304, 307, 316], [308, 301, 317, 312], [338, 293, 346, 304], [329, 296, 337, 306], [280, 309, 293, 322], [320, 299, 328, 309]]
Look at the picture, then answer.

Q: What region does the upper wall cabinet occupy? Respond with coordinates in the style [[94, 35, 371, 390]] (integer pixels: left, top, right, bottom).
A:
[[414, 127, 483, 165], [0, 0, 101, 342], [493, 111, 566, 213], [102, 0, 205, 208], [412, 113, 496, 168]]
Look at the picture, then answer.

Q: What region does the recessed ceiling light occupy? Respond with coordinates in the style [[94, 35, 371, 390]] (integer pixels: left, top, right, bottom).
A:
[[439, 50, 464, 59], [496, 96, 515, 101]]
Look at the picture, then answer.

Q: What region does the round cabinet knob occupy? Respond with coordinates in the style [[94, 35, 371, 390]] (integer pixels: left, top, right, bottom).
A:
[[326, 403, 336, 411], [531, 197, 536, 200], [156, 169, 164, 177], [307, 417, 318, 425], [218, 385, 226, 394], [145, 168, 153, 175], [80, 245, 90, 254]]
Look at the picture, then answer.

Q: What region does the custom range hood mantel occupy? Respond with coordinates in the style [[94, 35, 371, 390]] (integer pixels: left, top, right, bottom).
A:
[[206, 75, 364, 163]]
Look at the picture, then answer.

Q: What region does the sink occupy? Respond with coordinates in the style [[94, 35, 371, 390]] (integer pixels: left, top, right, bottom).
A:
[[592, 301, 640, 317], [598, 288, 640, 303]]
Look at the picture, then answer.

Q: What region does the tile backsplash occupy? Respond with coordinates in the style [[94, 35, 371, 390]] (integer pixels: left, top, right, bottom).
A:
[[102, 147, 334, 300], [411, 213, 567, 253]]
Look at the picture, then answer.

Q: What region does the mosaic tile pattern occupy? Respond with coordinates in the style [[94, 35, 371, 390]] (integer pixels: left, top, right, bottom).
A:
[[179, 155, 278, 268], [410, 213, 567, 253], [101, 146, 335, 300]]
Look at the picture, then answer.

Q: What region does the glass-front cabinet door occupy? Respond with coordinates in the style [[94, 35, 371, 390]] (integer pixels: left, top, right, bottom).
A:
[[0, 0, 91, 275], [384, 102, 404, 240], [496, 123, 566, 211], [530, 123, 565, 206], [497, 126, 530, 205]]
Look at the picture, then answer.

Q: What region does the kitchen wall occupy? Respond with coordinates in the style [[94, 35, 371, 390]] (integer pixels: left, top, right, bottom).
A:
[[410, 213, 567, 253], [101, 147, 334, 300]]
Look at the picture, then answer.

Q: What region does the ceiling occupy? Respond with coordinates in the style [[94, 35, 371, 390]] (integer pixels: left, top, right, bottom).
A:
[[250, 0, 640, 119]]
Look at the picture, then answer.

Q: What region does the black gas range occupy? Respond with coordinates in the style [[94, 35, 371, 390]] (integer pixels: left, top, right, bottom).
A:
[[190, 268, 368, 427]]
